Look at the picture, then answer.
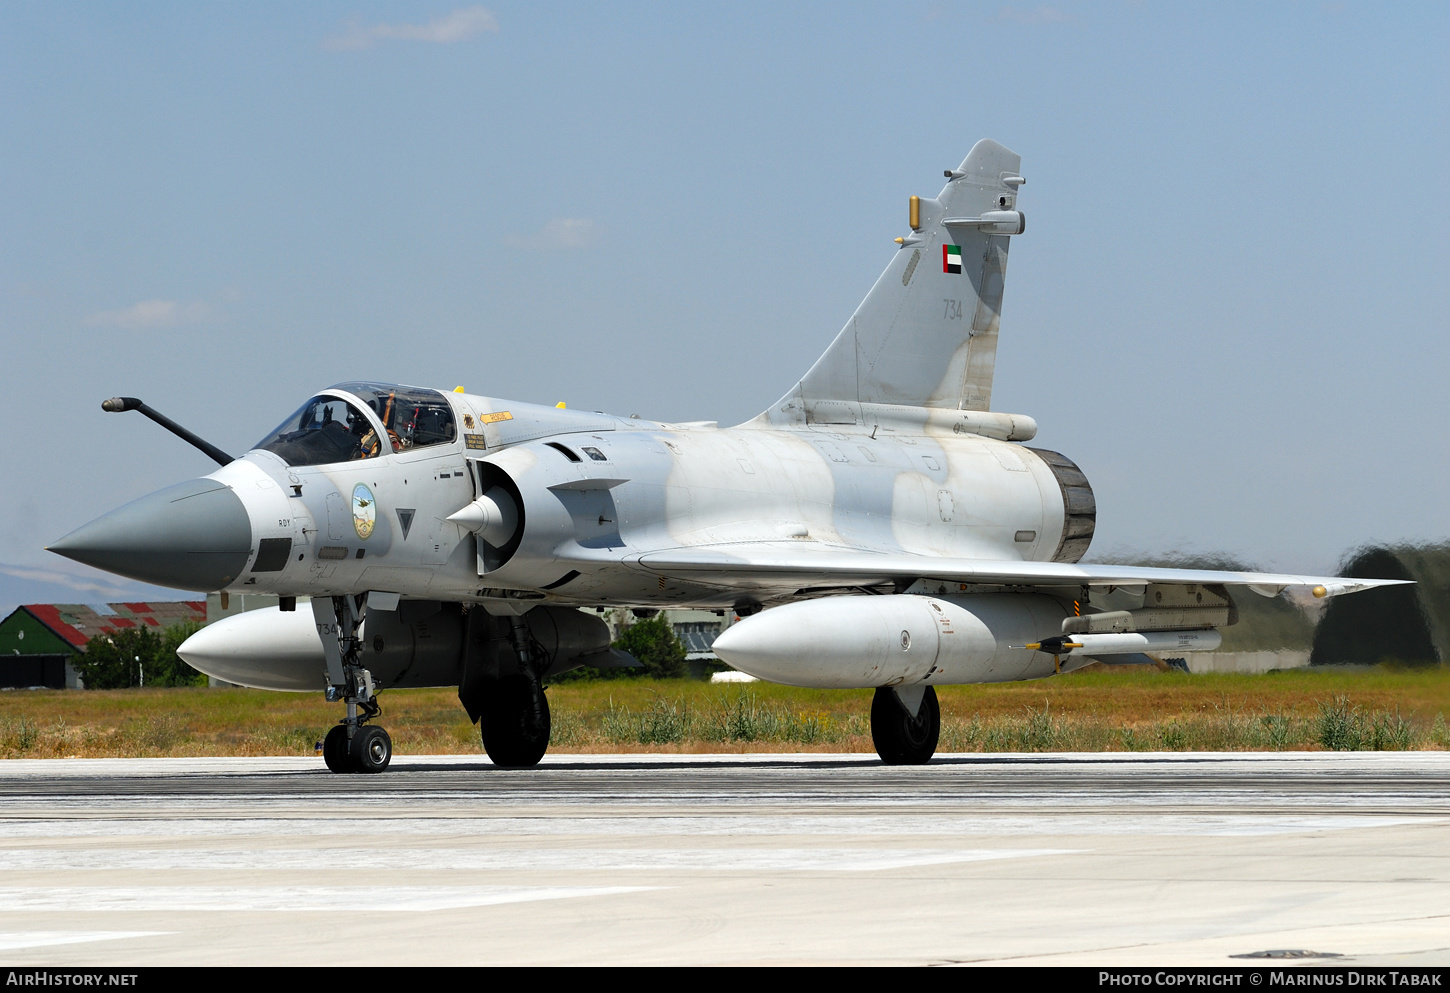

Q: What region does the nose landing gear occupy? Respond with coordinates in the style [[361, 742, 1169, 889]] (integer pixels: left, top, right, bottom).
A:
[[315, 594, 393, 774]]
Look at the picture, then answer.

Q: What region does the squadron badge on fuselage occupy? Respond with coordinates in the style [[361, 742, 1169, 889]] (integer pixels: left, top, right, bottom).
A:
[[352, 483, 376, 540]]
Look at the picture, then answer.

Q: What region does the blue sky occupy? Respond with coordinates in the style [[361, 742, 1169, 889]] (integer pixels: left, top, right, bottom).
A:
[[2, 1, 1447, 612]]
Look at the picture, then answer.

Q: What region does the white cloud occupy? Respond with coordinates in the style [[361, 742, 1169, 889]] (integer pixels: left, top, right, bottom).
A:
[[83, 299, 212, 330], [325, 6, 499, 51], [509, 218, 598, 251], [996, 5, 1074, 25]]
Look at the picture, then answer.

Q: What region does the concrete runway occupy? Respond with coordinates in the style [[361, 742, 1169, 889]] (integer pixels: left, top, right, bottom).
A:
[[0, 751, 1447, 966]]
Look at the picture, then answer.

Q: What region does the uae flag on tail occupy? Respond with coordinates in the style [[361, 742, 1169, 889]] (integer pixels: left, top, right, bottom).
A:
[[943, 244, 962, 274]]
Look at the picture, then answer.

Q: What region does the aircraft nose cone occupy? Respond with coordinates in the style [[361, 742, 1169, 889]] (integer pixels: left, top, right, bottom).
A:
[[48, 478, 252, 591]]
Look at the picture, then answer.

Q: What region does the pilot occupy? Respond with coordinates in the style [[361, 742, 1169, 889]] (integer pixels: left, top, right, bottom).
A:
[[354, 412, 380, 459], [354, 412, 405, 458]]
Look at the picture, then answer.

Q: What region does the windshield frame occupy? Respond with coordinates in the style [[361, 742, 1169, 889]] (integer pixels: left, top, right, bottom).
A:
[[248, 391, 392, 468], [316, 387, 392, 435]]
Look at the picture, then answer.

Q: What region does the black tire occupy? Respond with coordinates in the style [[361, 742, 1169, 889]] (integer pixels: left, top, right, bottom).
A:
[[350, 724, 392, 773], [481, 675, 551, 768], [322, 724, 353, 773], [870, 685, 940, 765]]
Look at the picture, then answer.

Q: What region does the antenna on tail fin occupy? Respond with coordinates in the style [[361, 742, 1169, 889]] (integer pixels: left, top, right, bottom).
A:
[[762, 139, 1025, 425]]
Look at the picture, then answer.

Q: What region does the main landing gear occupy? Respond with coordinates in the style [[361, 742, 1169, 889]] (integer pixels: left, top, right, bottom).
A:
[[481, 674, 550, 767], [315, 594, 393, 774], [870, 684, 940, 765], [480, 616, 551, 768]]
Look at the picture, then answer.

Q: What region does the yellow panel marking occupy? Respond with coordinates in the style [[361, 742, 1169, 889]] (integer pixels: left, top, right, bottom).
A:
[[481, 411, 513, 424]]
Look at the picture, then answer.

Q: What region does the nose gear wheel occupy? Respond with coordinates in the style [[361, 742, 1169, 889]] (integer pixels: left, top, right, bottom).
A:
[[322, 724, 351, 773], [351, 725, 393, 773]]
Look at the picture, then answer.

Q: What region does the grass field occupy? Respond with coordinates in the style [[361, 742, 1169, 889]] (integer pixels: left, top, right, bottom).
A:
[[1, 665, 1448, 759]]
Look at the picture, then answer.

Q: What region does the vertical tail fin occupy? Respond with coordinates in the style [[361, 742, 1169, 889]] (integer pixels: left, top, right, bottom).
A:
[[771, 139, 1024, 420]]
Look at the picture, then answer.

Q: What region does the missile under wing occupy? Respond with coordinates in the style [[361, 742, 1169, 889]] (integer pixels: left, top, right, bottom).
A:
[[49, 139, 1408, 770]]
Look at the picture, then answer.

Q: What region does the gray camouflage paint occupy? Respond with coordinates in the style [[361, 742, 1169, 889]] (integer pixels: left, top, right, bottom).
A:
[[57, 140, 1404, 660]]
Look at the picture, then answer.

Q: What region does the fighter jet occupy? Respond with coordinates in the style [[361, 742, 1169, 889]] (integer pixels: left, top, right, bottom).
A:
[[49, 140, 1403, 772]]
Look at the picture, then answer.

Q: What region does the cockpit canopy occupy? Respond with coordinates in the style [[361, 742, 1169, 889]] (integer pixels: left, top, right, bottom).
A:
[[254, 383, 457, 467]]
